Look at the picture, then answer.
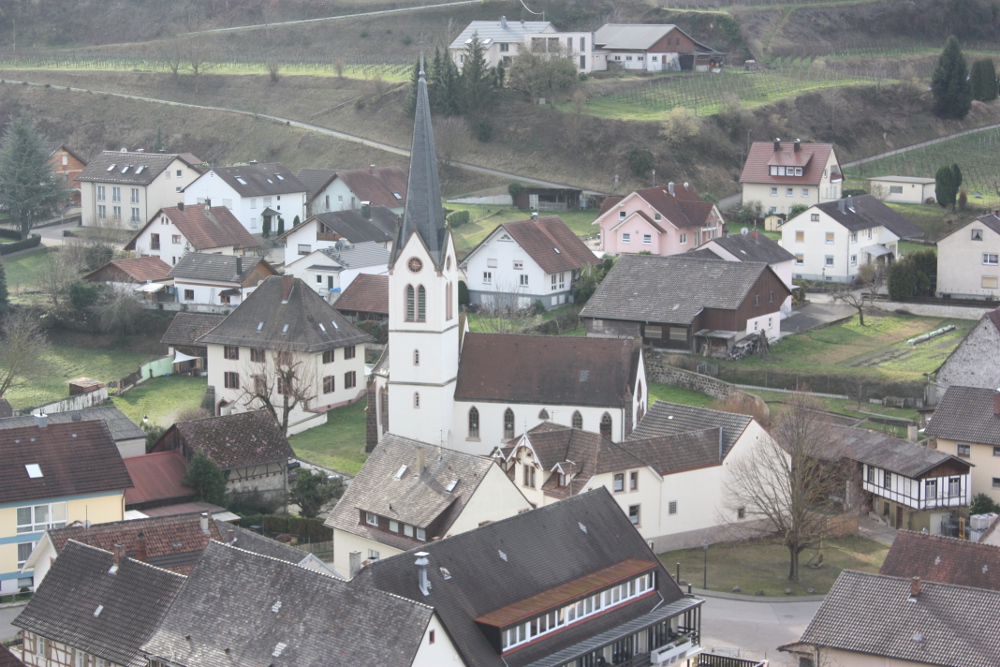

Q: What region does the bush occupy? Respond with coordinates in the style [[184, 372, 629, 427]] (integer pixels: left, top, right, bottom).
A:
[[447, 210, 470, 228], [0, 228, 20, 241], [970, 492, 1000, 515], [227, 490, 286, 517], [474, 117, 493, 143], [508, 182, 523, 202], [356, 319, 387, 344], [68, 281, 101, 311], [626, 147, 654, 177], [0, 234, 40, 255]]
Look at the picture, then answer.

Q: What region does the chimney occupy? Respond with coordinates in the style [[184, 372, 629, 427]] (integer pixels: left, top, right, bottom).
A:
[[683, 181, 689, 190], [235, 257, 243, 277], [205, 198, 212, 210], [751, 228, 759, 241], [773, 138, 782, 152], [361, 201, 371, 219], [993, 388, 1000, 416], [531, 211, 538, 221], [226, 528, 235, 544], [416, 445, 425, 475], [134, 532, 147, 562], [415, 552, 432, 596], [349, 552, 362, 578], [370, 164, 377, 175], [500, 15, 507, 28], [907, 423, 919, 442], [281, 275, 295, 302], [177, 201, 185, 211], [910, 576, 921, 598], [200, 512, 210, 535], [793, 138, 801, 152], [838, 199, 846, 214], [668, 182, 675, 197], [847, 195, 854, 210], [113, 544, 125, 566], [718, 427, 724, 462], [34, 413, 48, 428]]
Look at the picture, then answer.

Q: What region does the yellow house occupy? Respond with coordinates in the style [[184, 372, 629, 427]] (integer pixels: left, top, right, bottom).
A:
[[1, 417, 132, 594], [925, 385, 1000, 505]]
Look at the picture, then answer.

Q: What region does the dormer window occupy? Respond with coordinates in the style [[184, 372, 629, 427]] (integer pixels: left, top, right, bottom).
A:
[[365, 512, 378, 526]]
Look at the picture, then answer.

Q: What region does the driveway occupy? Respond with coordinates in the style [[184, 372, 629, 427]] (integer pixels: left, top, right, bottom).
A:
[[781, 300, 855, 335], [699, 593, 821, 665], [0, 604, 24, 642]]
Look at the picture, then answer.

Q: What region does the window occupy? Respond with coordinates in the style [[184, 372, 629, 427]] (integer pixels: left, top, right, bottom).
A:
[[17, 542, 34, 568], [176, 169, 183, 177], [668, 501, 677, 515], [366, 512, 378, 526], [795, 231, 804, 243], [613, 473, 624, 492], [513, 260, 523, 270], [468, 407, 480, 438], [925, 479, 937, 499], [504, 408, 515, 439], [112, 186, 121, 203], [499, 43, 509, 52], [619, 210, 626, 220], [389, 520, 399, 533], [572, 411, 583, 429], [322, 350, 335, 364], [344, 371, 357, 389], [344, 346, 356, 360], [487, 258, 498, 268], [520, 274, 529, 287], [629, 470, 638, 490], [184, 289, 194, 301], [131, 188, 139, 204], [754, 295, 760, 306], [851, 255, 857, 266], [404, 524, 414, 537], [601, 412, 613, 439], [429, 629, 436, 645], [825, 256, 834, 267], [551, 274, 557, 291], [413, 392, 420, 408], [866, 465, 876, 484], [769, 291, 774, 303], [949, 477, 961, 496], [994, 446, 1000, 457], [622, 232, 631, 244], [958, 443, 971, 457], [277, 376, 289, 395], [983, 276, 998, 289], [406, 285, 415, 321], [642, 234, 652, 245], [795, 254, 804, 265], [994, 478, 1000, 489], [112, 206, 121, 219], [165, 170, 171, 179], [224, 346, 239, 360], [253, 374, 266, 394], [984, 254, 999, 265], [224, 372, 239, 389], [786, 188, 794, 197], [972, 229, 984, 241], [483, 271, 492, 284], [628, 505, 640, 525], [417, 286, 426, 321], [884, 470, 893, 489], [825, 232, 835, 245], [523, 464, 536, 488], [413, 349, 420, 365], [323, 376, 335, 393], [770, 187, 778, 196], [679, 233, 687, 245], [97, 185, 106, 201], [801, 188, 809, 197], [645, 324, 662, 339], [559, 273, 565, 290], [98, 204, 107, 219], [368, 549, 379, 560]]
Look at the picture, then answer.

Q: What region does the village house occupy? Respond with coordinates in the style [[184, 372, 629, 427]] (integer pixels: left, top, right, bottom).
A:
[[83, 256, 171, 293], [44, 142, 86, 206], [460, 215, 600, 310], [450, 17, 594, 72], [592, 23, 719, 72], [121, 450, 196, 513], [740, 139, 843, 215], [326, 433, 531, 577], [283, 240, 391, 302], [167, 253, 278, 310], [298, 165, 407, 216], [925, 385, 1000, 505], [781, 194, 923, 282], [276, 205, 397, 257], [880, 530, 1000, 590], [581, 254, 790, 353], [333, 273, 389, 323], [936, 213, 1000, 299], [593, 182, 724, 256], [0, 418, 133, 594], [930, 307, 1000, 404], [183, 161, 308, 234], [0, 406, 146, 459], [160, 312, 225, 374], [198, 275, 372, 434], [867, 175, 937, 204], [124, 202, 260, 266], [76, 150, 203, 227]]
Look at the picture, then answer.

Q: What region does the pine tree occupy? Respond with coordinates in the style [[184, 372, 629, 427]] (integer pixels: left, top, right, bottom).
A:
[[262, 215, 271, 239], [951, 163, 963, 190], [428, 48, 444, 113], [460, 32, 495, 117], [935, 164, 958, 208], [0, 114, 70, 239], [971, 58, 998, 101], [292, 215, 300, 228], [153, 126, 165, 152], [0, 262, 10, 316], [931, 36, 973, 119], [277, 217, 285, 236], [437, 53, 462, 117], [403, 57, 421, 117]]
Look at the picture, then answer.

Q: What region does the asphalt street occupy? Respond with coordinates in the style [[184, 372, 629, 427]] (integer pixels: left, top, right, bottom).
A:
[[0, 604, 24, 642], [699, 594, 822, 665]]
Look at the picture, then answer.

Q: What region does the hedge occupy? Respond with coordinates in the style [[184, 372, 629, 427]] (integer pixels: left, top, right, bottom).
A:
[[0, 234, 41, 255], [447, 210, 470, 228], [0, 228, 21, 241]]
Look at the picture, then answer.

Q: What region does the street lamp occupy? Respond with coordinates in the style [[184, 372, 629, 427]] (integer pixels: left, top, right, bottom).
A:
[[702, 540, 709, 590]]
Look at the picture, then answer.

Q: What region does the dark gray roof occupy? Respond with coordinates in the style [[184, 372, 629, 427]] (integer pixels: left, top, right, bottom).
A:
[[211, 518, 308, 565], [813, 195, 923, 238], [76, 151, 202, 186], [0, 406, 144, 442], [296, 168, 338, 197], [160, 313, 225, 348], [704, 232, 795, 265], [14, 541, 186, 667], [594, 23, 716, 52], [141, 541, 432, 667], [326, 434, 513, 548], [826, 425, 969, 478], [197, 276, 372, 353], [792, 569, 1000, 667], [317, 241, 391, 269], [359, 488, 689, 667], [167, 253, 271, 283], [925, 385, 1000, 447], [629, 400, 752, 459], [581, 254, 775, 324], [209, 163, 307, 197], [393, 69, 448, 267], [294, 208, 397, 245]]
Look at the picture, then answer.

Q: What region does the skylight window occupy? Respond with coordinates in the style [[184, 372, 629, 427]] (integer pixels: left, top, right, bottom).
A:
[[276, 174, 284, 180], [318, 323, 326, 332], [331, 320, 339, 330], [394, 465, 408, 480], [445, 479, 458, 493], [121, 165, 131, 173], [271, 600, 282, 613], [25, 464, 42, 478], [257, 321, 264, 331], [578, 522, 588, 533], [393, 192, 403, 200], [266, 178, 274, 184], [94, 605, 104, 617], [440, 567, 452, 580], [554, 247, 561, 254], [236, 177, 248, 185], [498, 550, 508, 562], [136, 166, 145, 174], [272, 643, 287, 657], [107, 164, 116, 171], [282, 324, 289, 333]]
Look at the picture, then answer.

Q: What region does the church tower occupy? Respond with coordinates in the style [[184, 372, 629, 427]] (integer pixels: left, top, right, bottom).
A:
[[384, 56, 460, 448]]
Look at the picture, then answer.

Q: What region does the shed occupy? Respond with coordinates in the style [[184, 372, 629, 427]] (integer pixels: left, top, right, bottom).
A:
[[867, 176, 937, 205]]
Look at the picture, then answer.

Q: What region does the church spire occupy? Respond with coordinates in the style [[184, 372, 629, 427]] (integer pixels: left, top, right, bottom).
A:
[[393, 51, 447, 267]]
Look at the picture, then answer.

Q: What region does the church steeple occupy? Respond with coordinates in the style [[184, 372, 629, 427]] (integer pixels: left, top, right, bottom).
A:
[[393, 54, 447, 267]]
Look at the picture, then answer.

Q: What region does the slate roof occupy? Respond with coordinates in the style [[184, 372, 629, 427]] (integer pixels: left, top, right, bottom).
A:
[[0, 406, 145, 443], [464, 217, 599, 275], [76, 151, 203, 186], [925, 385, 1000, 447], [0, 421, 133, 504], [455, 334, 638, 408], [326, 434, 516, 548], [316, 241, 390, 269], [142, 541, 432, 667], [123, 451, 192, 506], [14, 541, 186, 667], [581, 254, 781, 325], [161, 410, 295, 470], [594, 23, 715, 52], [825, 424, 969, 478], [167, 253, 275, 283], [813, 194, 923, 239], [296, 167, 338, 197], [790, 569, 1000, 667], [629, 401, 752, 459], [880, 531, 1000, 591], [359, 487, 690, 667], [450, 19, 553, 49], [197, 275, 372, 352], [125, 205, 259, 252], [277, 207, 397, 244], [334, 273, 389, 315], [211, 517, 306, 565], [332, 166, 408, 209], [160, 312, 226, 348], [739, 141, 838, 187], [0, 644, 25, 667], [703, 232, 795, 265], [83, 256, 172, 283], [207, 163, 307, 197]]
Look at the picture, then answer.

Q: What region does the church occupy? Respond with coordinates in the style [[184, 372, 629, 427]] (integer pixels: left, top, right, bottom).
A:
[[367, 57, 646, 457]]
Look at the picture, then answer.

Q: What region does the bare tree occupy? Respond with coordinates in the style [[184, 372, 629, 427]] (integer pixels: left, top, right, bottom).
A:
[[869, 182, 889, 202], [186, 37, 218, 94], [90, 283, 145, 338], [239, 345, 317, 434], [470, 279, 539, 334], [833, 262, 884, 326], [724, 399, 848, 582], [159, 36, 185, 82], [0, 310, 50, 397], [37, 251, 81, 308]]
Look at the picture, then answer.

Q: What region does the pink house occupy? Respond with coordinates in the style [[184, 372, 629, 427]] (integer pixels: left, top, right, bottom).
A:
[[593, 182, 724, 256]]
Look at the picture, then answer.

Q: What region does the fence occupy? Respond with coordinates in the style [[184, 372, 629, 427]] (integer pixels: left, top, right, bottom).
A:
[[25, 386, 110, 416], [292, 540, 334, 561], [118, 355, 175, 394], [697, 655, 767, 667], [446, 195, 513, 206]]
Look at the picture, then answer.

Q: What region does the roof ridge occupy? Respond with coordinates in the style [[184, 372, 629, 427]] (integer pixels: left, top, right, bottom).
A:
[[842, 568, 1000, 595], [208, 539, 348, 581]]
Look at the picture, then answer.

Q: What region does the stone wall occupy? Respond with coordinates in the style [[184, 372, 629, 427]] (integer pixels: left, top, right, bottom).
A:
[[644, 351, 768, 418]]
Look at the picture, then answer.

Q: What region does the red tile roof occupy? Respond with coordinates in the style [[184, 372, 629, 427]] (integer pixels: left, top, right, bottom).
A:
[[125, 205, 259, 252], [334, 166, 407, 208], [84, 257, 172, 283], [739, 141, 839, 187], [123, 451, 192, 506], [879, 530, 1000, 591], [499, 217, 601, 274], [598, 183, 718, 231], [0, 421, 133, 504], [335, 273, 389, 315], [0, 644, 26, 667]]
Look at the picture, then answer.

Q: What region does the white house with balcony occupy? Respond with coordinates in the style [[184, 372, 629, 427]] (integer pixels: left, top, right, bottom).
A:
[[183, 162, 308, 234]]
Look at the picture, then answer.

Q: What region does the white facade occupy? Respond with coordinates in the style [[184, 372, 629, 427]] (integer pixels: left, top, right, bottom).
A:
[[781, 206, 902, 282], [450, 23, 595, 73], [861, 463, 970, 536], [172, 278, 247, 309], [315, 178, 404, 216], [130, 209, 253, 265], [80, 157, 198, 228], [283, 249, 389, 302], [868, 176, 936, 205], [184, 170, 307, 233], [743, 150, 842, 216], [937, 218, 1000, 298]]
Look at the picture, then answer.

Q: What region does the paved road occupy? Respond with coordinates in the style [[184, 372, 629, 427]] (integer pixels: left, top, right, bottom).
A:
[[0, 604, 24, 642], [699, 594, 821, 665]]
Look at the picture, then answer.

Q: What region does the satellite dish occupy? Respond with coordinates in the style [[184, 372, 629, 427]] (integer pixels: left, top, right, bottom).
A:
[[741, 227, 749, 236]]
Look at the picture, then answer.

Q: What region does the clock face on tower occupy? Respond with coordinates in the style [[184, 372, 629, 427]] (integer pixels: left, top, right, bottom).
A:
[[408, 257, 423, 273]]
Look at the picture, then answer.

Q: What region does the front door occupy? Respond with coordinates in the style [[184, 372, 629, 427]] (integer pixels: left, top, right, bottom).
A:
[[896, 506, 904, 530]]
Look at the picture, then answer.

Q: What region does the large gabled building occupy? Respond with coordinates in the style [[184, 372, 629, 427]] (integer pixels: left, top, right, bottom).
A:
[[739, 139, 843, 216], [183, 162, 308, 234]]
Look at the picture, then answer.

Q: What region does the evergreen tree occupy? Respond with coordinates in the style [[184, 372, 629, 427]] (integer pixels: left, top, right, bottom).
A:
[[428, 48, 444, 113], [276, 217, 285, 236], [931, 36, 973, 119], [403, 57, 421, 117], [970, 58, 998, 101], [290, 468, 341, 518], [461, 33, 495, 117], [0, 114, 70, 239], [439, 53, 463, 116], [181, 450, 227, 506], [262, 215, 271, 239], [0, 262, 9, 317], [153, 126, 165, 152], [292, 215, 300, 228], [935, 164, 958, 208], [952, 163, 963, 190]]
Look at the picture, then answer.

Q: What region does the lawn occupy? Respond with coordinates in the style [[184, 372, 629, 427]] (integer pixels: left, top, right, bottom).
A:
[[659, 535, 889, 596], [287, 399, 369, 475], [446, 204, 600, 259], [2, 246, 54, 297], [648, 383, 720, 409], [112, 376, 208, 427]]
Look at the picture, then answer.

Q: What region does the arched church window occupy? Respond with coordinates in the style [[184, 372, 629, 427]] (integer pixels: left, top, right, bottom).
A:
[[504, 408, 515, 440], [538, 409, 549, 420], [469, 407, 480, 438], [406, 285, 415, 322], [600, 412, 613, 438], [572, 411, 583, 429], [417, 286, 426, 322]]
